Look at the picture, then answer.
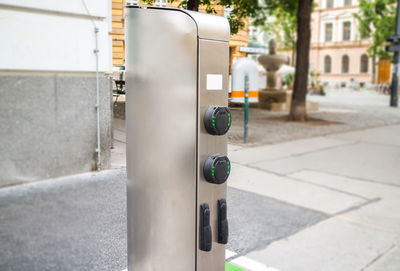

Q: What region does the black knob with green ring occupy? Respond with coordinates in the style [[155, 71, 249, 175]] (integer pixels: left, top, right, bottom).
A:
[[203, 155, 231, 184], [203, 106, 231, 136]]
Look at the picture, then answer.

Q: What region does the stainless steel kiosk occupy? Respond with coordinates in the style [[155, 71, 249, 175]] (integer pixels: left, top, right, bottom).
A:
[[126, 6, 231, 271]]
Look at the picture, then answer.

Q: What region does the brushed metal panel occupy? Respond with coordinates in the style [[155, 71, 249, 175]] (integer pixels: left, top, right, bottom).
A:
[[141, 7, 230, 42], [197, 39, 229, 271], [184, 10, 230, 41], [125, 8, 198, 271]]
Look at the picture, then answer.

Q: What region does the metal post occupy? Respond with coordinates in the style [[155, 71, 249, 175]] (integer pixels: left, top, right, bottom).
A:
[[94, 27, 101, 170], [81, 0, 102, 169], [244, 74, 249, 143], [390, 0, 400, 107]]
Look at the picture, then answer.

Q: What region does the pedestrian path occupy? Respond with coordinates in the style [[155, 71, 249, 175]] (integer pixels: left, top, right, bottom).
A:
[[112, 116, 400, 270], [228, 124, 400, 271], [1, 118, 399, 270]]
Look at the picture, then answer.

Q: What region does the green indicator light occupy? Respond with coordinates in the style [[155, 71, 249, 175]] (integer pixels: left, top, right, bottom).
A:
[[212, 166, 215, 169]]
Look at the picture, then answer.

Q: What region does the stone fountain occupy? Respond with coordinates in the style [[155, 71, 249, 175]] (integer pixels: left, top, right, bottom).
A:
[[258, 39, 290, 110]]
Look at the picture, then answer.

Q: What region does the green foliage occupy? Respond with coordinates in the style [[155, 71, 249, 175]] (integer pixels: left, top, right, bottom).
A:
[[282, 72, 295, 88], [178, 0, 218, 13], [310, 69, 325, 95], [259, 1, 315, 54], [220, 0, 267, 34], [263, 3, 297, 51], [310, 69, 320, 88], [354, 0, 397, 60]]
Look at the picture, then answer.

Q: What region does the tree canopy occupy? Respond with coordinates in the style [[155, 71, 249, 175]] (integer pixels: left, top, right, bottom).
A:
[[354, 0, 397, 60], [263, 2, 297, 65]]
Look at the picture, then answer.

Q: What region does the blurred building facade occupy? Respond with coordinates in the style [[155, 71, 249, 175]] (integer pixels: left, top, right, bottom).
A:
[[111, 0, 126, 66], [110, 0, 249, 71], [309, 0, 389, 87]]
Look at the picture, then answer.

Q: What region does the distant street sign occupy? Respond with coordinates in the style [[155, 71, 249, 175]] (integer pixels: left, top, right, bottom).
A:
[[386, 44, 400, 52], [386, 35, 400, 43], [239, 47, 268, 54]]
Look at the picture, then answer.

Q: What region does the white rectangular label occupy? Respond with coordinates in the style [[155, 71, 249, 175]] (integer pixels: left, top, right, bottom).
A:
[[206, 74, 223, 90]]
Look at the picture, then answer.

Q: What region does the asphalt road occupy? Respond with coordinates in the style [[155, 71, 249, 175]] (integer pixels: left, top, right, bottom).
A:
[[0, 169, 326, 271]]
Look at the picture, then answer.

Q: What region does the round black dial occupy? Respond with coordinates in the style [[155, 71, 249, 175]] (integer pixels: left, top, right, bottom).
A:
[[203, 155, 231, 184], [203, 106, 231, 135]]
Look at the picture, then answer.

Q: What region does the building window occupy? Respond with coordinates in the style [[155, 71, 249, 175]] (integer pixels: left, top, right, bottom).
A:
[[343, 22, 351, 41], [344, 0, 352, 6], [325, 23, 333, 42], [324, 55, 332, 73], [326, 0, 334, 8], [360, 54, 369, 73], [342, 55, 350, 73]]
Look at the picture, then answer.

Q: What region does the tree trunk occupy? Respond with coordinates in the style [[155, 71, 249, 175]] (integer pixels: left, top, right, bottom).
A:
[[291, 42, 296, 66], [187, 0, 199, 11], [372, 57, 376, 84], [289, 0, 313, 121]]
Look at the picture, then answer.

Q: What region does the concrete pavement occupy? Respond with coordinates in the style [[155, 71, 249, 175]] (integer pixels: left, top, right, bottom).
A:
[[111, 115, 400, 270], [1, 106, 399, 270], [0, 170, 325, 271], [228, 124, 400, 270]]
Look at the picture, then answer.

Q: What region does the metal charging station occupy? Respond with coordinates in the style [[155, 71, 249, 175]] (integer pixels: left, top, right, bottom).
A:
[[125, 6, 231, 271]]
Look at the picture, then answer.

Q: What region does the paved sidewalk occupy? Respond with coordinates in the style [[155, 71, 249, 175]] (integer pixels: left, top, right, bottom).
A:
[[1, 92, 399, 270], [111, 120, 400, 270], [230, 124, 400, 271]]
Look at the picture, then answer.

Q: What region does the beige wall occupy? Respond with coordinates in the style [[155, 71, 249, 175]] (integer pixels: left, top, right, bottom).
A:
[[111, 0, 125, 66]]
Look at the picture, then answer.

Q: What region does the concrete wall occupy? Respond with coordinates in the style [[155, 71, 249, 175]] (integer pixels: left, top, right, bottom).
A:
[[0, 72, 112, 187], [0, 1, 113, 187]]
